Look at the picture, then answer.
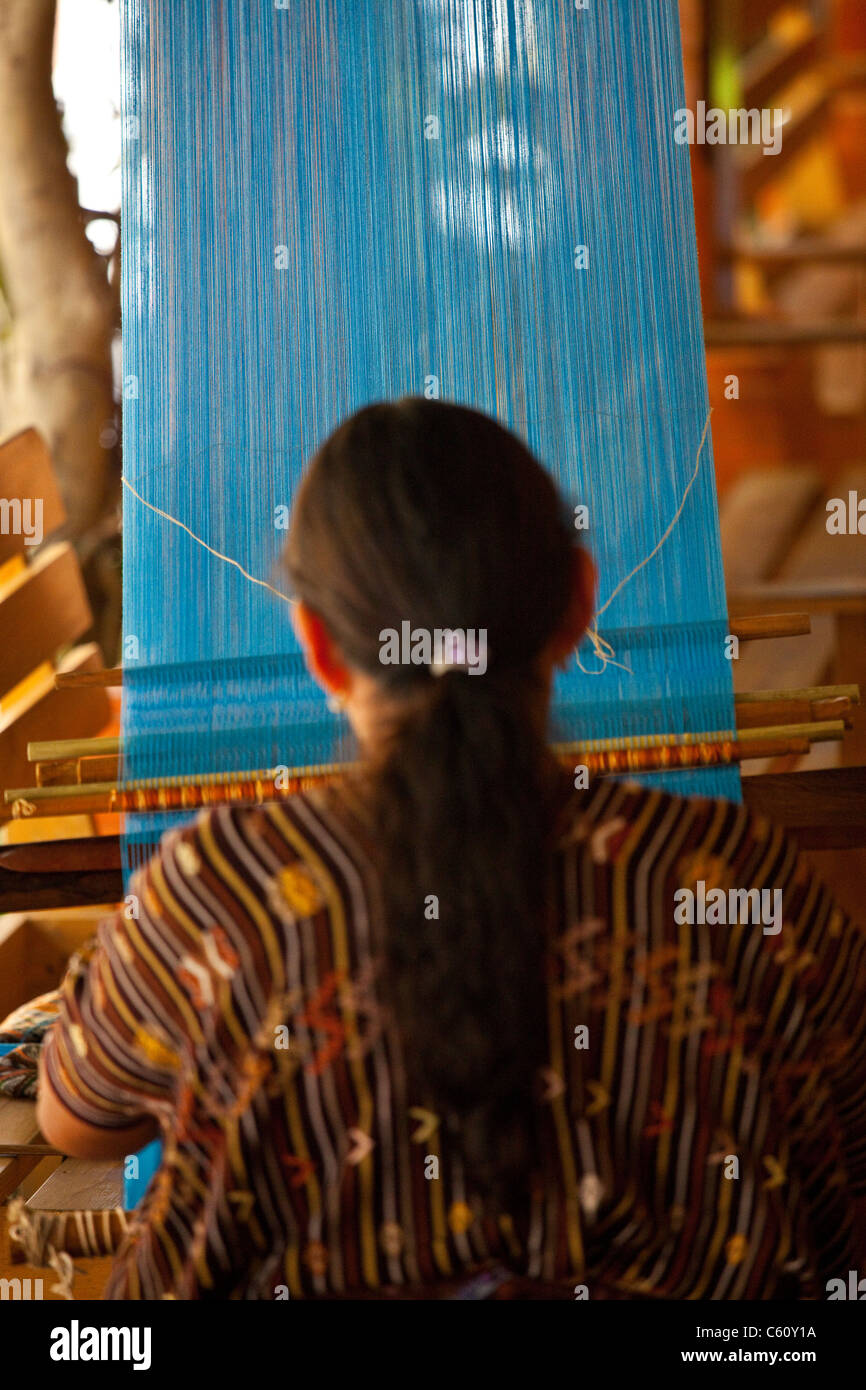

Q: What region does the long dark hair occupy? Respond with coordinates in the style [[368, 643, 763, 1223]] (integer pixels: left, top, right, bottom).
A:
[[285, 398, 575, 1205]]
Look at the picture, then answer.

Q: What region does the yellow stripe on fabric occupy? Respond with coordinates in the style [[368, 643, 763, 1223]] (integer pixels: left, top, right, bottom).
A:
[[269, 803, 380, 1289], [425, 1135, 452, 1278], [772, 1137, 795, 1274], [685, 805, 772, 1299], [284, 1244, 302, 1299], [193, 1244, 215, 1292], [222, 1116, 268, 1252], [756, 839, 802, 1041], [599, 797, 684, 1238], [52, 982, 167, 1119], [197, 814, 288, 992], [139, 1192, 187, 1290], [116, 909, 205, 1047], [146, 843, 249, 1049], [688, 1042, 743, 1299], [794, 872, 851, 1025], [656, 796, 730, 1191], [602, 792, 662, 1091]]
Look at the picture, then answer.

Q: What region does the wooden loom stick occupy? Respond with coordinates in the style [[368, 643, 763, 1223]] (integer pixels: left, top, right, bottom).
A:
[[47, 614, 822, 697], [3, 738, 819, 820], [54, 666, 123, 689], [34, 699, 846, 785], [728, 613, 811, 640], [24, 709, 840, 770], [36, 754, 130, 787], [13, 755, 866, 924], [733, 684, 860, 705], [734, 721, 844, 743], [27, 735, 121, 761], [735, 698, 853, 730]]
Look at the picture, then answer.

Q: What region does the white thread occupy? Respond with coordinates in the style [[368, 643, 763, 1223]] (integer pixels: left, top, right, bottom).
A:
[[121, 476, 294, 605], [122, 409, 712, 670], [48, 1249, 75, 1301], [576, 407, 714, 675]]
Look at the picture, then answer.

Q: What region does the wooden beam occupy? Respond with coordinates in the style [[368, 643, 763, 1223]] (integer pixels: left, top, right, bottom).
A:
[[2, 761, 864, 910], [705, 321, 866, 348], [54, 666, 123, 690], [0, 837, 123, 913], [734, 685, 860, 705], [742, 769, 866, 851], [36, 753, 119, 787], [729, 613, 811, 640], [8, 728, 843, 816], [721, 240, 866, 268]]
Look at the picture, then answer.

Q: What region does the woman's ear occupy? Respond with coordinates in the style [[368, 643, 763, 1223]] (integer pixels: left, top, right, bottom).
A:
[[293, 602, 352, 698], [551, 546, 596, 666]]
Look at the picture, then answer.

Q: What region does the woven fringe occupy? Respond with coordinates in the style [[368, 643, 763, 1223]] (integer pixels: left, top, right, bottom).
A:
[[7, 1197, 128, 1291]]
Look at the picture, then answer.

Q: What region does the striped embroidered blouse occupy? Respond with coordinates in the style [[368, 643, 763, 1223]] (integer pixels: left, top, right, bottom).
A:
[[42, 774, 866, 1299]]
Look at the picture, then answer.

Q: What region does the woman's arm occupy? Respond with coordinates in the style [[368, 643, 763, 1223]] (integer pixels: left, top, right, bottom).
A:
[[36, 1056, 159, 1160]]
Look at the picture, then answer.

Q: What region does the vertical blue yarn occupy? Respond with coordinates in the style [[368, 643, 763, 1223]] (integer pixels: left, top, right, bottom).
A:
[[120, 0, 737, 857]]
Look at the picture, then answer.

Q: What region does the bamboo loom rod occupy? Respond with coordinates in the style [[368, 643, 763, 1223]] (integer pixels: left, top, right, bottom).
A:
[[28, 708, 843, 768], [48, 675, 861, 707], [32, 694, 856, 787], [36, 755, 122, 787], [734, 684, 860, 705], [735, 699, 853, 730], [2, 735, 825, 819], [50, 633, 822, 695], [27, 736, 121, 761], [733, 720, 845, 743], [728, 613, 811, 640], [48, 615, 814, 696]]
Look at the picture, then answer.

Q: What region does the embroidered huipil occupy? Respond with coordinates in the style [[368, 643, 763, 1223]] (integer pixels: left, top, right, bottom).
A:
[[42, 776, 866, 1299]]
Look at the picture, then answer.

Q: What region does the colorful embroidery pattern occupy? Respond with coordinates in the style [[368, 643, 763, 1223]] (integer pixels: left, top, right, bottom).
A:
[[0, 992, 63, 1098]]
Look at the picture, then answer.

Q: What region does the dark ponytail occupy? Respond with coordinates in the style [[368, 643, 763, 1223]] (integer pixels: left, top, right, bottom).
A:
[[285, 398, 575, 1206]]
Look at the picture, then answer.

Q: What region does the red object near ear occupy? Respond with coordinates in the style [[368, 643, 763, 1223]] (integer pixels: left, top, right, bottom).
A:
[[293, 602, 350, 699]]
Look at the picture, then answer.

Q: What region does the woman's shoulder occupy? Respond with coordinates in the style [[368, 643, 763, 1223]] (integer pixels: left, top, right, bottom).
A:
[[553, 774, 777, 872], [165, 780, 377, 913]]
